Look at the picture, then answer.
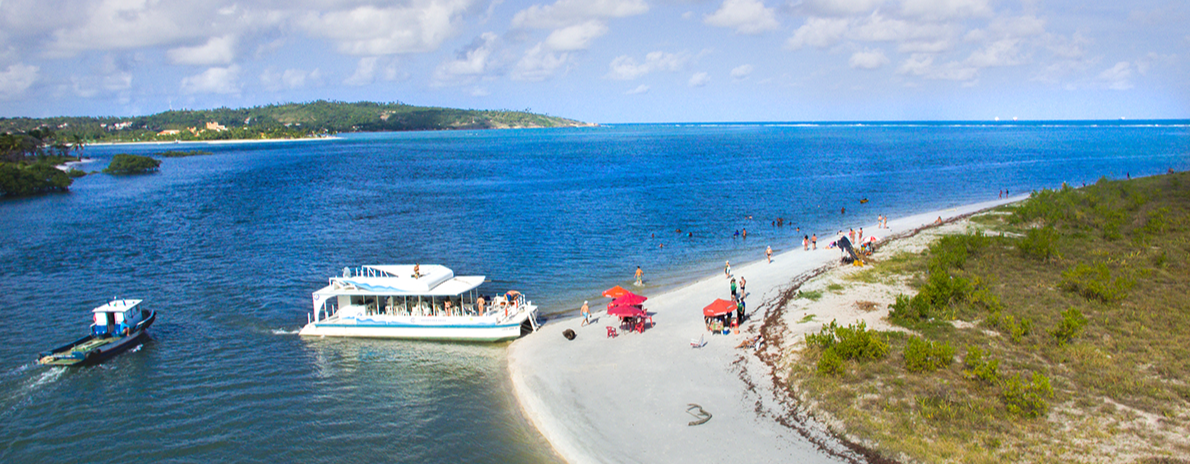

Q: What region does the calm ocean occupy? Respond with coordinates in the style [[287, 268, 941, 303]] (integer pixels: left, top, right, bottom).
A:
[[1, 122, 1187, 462]]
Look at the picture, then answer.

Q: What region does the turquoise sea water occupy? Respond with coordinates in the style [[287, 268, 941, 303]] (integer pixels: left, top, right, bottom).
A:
[[1, 122, 1187, 462]]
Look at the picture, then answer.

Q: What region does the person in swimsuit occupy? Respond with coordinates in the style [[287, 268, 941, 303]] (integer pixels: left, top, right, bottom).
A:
[[766, 245, 773, 263]]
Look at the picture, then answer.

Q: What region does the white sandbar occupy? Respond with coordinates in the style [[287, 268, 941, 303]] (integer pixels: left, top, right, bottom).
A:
[[508, 195, 1028, 463]]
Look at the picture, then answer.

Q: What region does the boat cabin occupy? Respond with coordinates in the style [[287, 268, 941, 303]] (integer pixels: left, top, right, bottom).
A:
[[311, 265, 515, 322], [92, 299, 144, 337]]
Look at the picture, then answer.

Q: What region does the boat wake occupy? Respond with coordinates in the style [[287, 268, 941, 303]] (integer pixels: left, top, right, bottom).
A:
[[0, 366, 66, 417], [271, 328, 300, 335], [129, 344, 143, 353]]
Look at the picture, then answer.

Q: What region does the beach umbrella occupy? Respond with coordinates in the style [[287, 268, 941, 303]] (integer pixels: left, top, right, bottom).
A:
[[867, 236, 878, 243], [607, 304, 645, 318], [603, 285, 631, 298], [611, 292, 647, 307], [703, 298, 736, 317]]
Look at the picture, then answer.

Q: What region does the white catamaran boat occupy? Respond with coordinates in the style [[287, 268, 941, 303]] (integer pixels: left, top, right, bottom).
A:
[[301, 264, 539, 342]]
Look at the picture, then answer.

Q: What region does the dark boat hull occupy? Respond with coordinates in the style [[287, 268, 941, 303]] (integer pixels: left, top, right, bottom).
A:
[[39, 309, 156, 366]]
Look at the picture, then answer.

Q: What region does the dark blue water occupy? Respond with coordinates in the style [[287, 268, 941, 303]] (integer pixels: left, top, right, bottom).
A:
[[1, 122, 1187, 462]]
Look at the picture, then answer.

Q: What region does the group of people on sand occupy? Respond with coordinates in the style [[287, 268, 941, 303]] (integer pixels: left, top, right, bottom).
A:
[[706, 271, 747, 334]]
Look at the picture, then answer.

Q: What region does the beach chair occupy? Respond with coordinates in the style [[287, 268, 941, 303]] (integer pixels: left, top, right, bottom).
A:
[[606, 326, 618, 338], [690, 335, 706, 348]]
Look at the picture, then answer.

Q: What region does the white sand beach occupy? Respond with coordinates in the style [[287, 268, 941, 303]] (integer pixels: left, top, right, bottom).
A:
[[508, 195, 1029, 463]]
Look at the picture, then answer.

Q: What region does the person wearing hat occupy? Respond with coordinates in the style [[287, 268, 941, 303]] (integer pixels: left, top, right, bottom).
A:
[[580, 301, 591, 326]]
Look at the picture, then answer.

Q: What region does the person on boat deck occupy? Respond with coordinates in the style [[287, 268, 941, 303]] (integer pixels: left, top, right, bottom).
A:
[[413, 263, 421, 279], [477, 296, 485, 315], [444, 300, 453, 316]]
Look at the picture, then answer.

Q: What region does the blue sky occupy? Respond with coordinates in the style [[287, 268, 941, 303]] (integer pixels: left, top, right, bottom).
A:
[[0, 0, 1186, 123]]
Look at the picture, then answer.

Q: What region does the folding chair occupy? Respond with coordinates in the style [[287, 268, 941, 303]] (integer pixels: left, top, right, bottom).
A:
[[690, 334, 706, 348], [606, 326, 618, 338]]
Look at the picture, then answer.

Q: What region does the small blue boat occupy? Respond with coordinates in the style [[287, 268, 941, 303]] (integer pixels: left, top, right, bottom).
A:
[[38, 299, 157, 366]]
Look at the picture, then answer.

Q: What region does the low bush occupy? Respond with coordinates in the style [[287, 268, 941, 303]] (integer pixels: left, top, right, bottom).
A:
[[103, 154, 161, 175], [1060, 261, 1135, 303], [962, 346, 999, 383], [1017, 225, 1060, 261], [807, 320, 889, 376], [817, 347, 845, 375], [1001, 372, 1053, 418], [1050, 307, 1087, 346], [904, 336, 955, 372]]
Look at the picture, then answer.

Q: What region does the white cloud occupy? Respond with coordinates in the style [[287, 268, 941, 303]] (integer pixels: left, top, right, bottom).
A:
[[344, 57, 380, 86], [432, 32, 502, 86], [625, 84, 649, 94], [0, 63, 38, 99], [785, 17, 850, 49], [965, 38, 1025, 67], [605, 51, 690, 80], [799, 0, 885, 16], [512, 43, 573, 81], [511, 0, 648, 29], [301, 0, 475, 55], [897, 54, 977, 81], [849, 48, 889, 69], [688, 71, 711, 87], [544, 20, 608, 51], [167, 35, 236, 65], [704, 0, 779, 35], [262, 68, 322, 91], [730, 64, 754, 79], [1098, 61, 1133, 90], [900, 0, 991, 20], [180, 65, 240, 94]]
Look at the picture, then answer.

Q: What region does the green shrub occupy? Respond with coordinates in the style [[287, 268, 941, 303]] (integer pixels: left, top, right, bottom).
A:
[[66, 168, 88, 178], [904, 336, 955, 372], [808, 320, 889, 376], [987, 311, 1032, 343], [817, 348, 845, 375], [103, 154, 161, 174], [889, 293, 930, 321], [1050, 307, 1088, 346], [962, 346, 1000, 383], [833, 320, 890, 361], [799, 290, 823, 301], [1018, 226, 1061, 261], [1001, 372, 1053, 418], [0, 162, 73, 196], [1060, 261, 1135, 302]]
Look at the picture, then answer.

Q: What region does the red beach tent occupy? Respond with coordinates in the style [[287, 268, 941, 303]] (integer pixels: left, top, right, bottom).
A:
[[703, 298, 736, 317], [607, 305, 646, 318], [611, 292, 648, 307], [603, 285, 631, 298]]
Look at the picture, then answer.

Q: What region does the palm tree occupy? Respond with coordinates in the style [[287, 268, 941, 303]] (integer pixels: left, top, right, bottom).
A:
[[69, 134, 85, 160]]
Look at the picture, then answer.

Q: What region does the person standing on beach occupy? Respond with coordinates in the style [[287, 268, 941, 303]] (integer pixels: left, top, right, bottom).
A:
[[730, 278, 738, 301], [740, 277, 746, 298], [858, 227, 863, 242], [736, 298, 746, 323], [803, 235, 809, 251], [580, 301, 590, 326], [634, 266, 643, 286], [724, 260, 731, 278], [812, 233, 817, 249], [766, 245, 773, 263], [849, 228, 855, 244]]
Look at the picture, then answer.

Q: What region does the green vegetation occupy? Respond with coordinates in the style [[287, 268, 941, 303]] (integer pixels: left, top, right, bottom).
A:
[[0, 162, 72, 196], [1, 128, 83, 196], [786, 172, 1190, 462], [0, 100, 589, 144], [103, 154, 161, 175]]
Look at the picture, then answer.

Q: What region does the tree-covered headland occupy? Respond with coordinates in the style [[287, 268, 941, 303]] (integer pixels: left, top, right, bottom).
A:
[[0, 100, 589, 144]]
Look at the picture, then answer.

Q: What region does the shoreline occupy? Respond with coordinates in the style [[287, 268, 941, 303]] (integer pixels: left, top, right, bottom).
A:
[[507, 194, 1028, 463], [84, 136, 340, 147]]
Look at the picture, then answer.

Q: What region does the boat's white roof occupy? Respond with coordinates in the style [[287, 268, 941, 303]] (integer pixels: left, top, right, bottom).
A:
[[315, 265, 486, 296], [93, 299, 142, 313]]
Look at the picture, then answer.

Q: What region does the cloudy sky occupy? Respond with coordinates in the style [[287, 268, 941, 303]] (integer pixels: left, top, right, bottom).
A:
[[0, 0, 1186, 122]]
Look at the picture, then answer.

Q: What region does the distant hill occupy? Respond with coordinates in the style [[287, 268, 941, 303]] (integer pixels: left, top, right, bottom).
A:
[[0, 101, 592, 143]]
